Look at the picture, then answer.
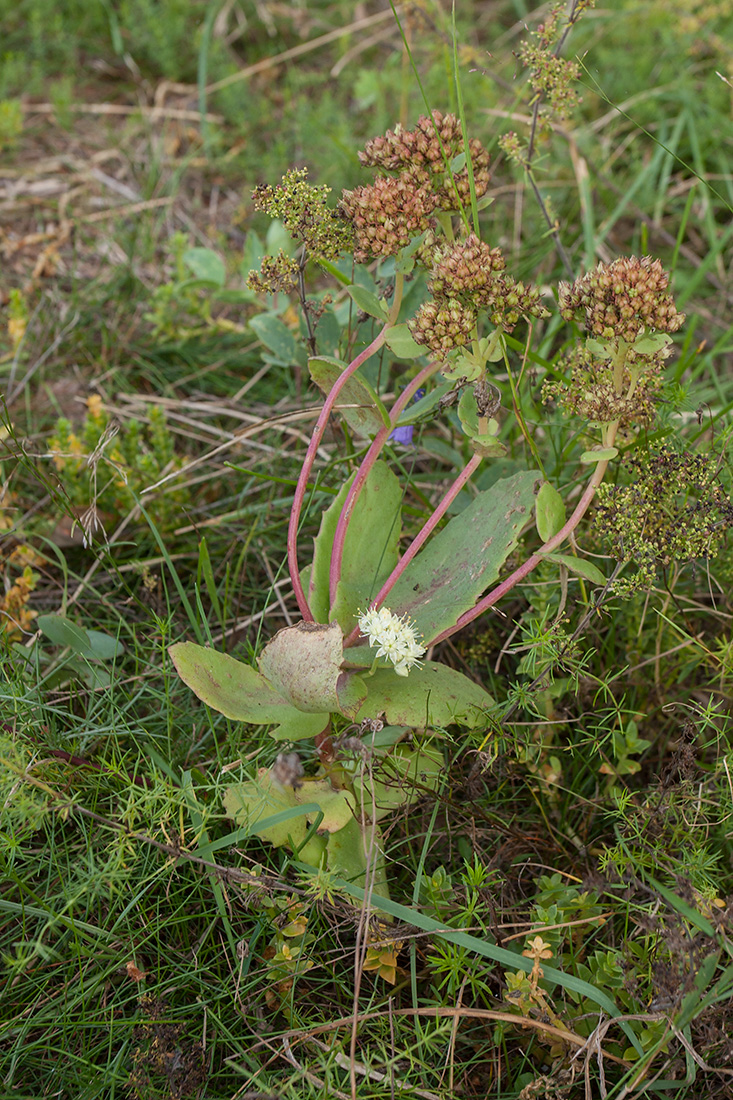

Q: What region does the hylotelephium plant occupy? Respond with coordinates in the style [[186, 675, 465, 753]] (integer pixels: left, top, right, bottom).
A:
[[170, 109, 711, 903]]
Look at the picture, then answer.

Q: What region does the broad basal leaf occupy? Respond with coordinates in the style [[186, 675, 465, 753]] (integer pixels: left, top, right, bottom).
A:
[[352, 744, 444, 822], [308, 460, 403, 631], [387, 470, 539, 643], [309, 356, 390, 438], [535, 481, 566, 542], [223, 769, 355, 847], [170, 642, 299, 724], [355, 661, 494, 729], [326, 817, 390, 900]]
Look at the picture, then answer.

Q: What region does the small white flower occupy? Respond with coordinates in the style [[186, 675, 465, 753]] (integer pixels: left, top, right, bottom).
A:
[[357, 606, 426, 677]]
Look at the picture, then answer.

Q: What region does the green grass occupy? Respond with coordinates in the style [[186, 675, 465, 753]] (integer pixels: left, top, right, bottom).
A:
[[2, 1, 733, 1097]]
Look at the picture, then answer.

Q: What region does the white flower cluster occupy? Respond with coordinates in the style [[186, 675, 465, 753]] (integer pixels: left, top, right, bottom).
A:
[[357, 606, 426, 677]]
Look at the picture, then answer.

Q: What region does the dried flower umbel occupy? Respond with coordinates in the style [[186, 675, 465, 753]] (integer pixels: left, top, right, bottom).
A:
[[339, 111, 491, 264], [542, 344, 666, 430], [559, 256, 685, 343], [410, 232, 549, 360], [545, 256, 684, 435]]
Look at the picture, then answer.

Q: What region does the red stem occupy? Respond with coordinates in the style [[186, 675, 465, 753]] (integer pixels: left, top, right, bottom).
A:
[[328, 360, 441, 608], [428, 457, 611, 646], [287, 326, 389, 619], [342, 450, 483, 648]]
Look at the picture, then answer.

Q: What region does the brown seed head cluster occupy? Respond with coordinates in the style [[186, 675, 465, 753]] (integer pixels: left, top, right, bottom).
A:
[[338, 170, 440, 265], [409, 296, 478, 357], [542, 345, 664, 429], [339, 112, 491, 264], [357, 110, 491, 211], [559, 256, 685, 343], [409, 233, 548, 356]]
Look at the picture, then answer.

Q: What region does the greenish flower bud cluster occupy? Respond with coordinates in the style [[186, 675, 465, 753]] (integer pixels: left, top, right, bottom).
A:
[[559, 256, 685, 342], [594, 447, 733, 591], [251, 168, 353, 262], [246, 250, 299, 295], [519, 43, 582, 121], [542, 344, 664, 429]]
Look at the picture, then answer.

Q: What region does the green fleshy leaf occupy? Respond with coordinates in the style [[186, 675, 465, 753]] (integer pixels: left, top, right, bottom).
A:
[[308, 356, 390, 437], [37, 614, 91, 653], [170, 641, 297, 724], [182, 247, 226, 286], [585, 338, 613, 360], [353, 744, 443, 821], [384, 324, 425, 359], [326, 817, 390, 900], [387, 470, 539, 642], [346, 284, 389, 320], [355, 661, 494, 729], [394, 381, 454, 426], [269, 711, 331, 742], [632, 333, 672, 355], [470, 434, 507, 458], [37, 615, 123, 660], [223, 769, 355, 847], [308, 461, 402, 631], [540, 552, 607, 586], [249, 312, 297, 362], [580, 447, 618, 464], [535, 481, 567, 542]]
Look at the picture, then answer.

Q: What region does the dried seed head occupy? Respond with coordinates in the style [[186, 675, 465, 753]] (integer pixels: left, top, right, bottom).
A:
[[358, 111, 491, 211], [409, 296, 477, 357], [542, 344, 665, 429], [339, 170, 439, 263], [271, 752, 304, 790], [559, 256, 685, 342]]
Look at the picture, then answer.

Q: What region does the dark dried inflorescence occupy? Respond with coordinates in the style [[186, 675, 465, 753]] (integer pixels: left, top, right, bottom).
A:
[[559, 256, 685, 342], [594, 447, 733, 590], [246, 250, 299, 295], [409, 233, 548, 357], [339, 111, 491, 264]]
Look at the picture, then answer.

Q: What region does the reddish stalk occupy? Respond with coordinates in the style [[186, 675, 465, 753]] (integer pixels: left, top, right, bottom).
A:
[[287, 325, 389, 619], [429, 453, 613, 646], [342, 450, 483, 648], [328, 359, 442, 608]]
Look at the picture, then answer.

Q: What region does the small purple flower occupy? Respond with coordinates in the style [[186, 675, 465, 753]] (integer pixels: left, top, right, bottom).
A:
[[389, 388, 426, 447], [389, 424, 415, 446]]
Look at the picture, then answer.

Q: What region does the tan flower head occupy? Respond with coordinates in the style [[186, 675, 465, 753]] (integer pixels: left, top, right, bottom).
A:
[[559, 256, 685, 342]]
